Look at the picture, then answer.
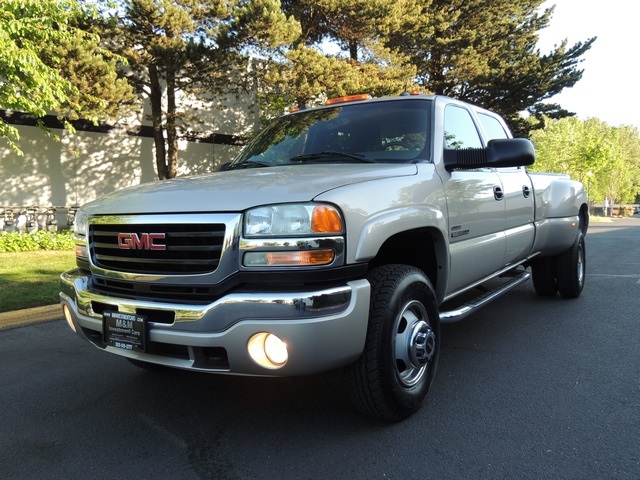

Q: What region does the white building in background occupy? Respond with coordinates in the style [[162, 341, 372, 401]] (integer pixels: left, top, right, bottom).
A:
[[0, 89, 259, 230]]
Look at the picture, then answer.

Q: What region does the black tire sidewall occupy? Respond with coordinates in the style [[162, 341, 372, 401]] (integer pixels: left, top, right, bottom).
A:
[[376, 268, 440, 415], [531, 256, 558, 296], [557, 231, 586, 298]]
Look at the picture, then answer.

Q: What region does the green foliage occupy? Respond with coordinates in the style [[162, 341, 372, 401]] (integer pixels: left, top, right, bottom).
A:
[[3, 0, 596, 166], [89, 0, 301, 180], [530, 117, 640, 205], [385, 0, 595, 138], [258, 44, 414, 118], [260, 0, 415, 119], [0, 0, 135, 153], [273, 0, 593, 138], [282, 0, 406, 61], [0, 231, 75, 253]]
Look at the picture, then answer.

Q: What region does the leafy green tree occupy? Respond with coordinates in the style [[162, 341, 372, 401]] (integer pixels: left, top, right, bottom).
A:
[[259, 0, 414, 117], [0, 0, 134, 154], [531, 117, 640, 205], [386, 0, 595, 137], [89, 0, 299, 180]]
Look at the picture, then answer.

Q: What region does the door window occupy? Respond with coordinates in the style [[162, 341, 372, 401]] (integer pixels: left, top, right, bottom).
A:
[[444, 105, 482, 149]]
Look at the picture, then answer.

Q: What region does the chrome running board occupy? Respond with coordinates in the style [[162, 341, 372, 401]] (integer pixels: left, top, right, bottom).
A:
[[439, 270, 531, 324]]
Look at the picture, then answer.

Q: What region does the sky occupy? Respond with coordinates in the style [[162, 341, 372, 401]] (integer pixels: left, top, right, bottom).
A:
[[537, 0, 639, 129]]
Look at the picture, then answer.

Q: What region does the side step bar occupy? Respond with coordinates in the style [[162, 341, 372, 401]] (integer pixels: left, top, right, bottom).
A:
[[439, 270, 531, 324]]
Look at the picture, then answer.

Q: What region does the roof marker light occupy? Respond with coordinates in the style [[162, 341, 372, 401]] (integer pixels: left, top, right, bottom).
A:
[[325, 94, 372, 105]]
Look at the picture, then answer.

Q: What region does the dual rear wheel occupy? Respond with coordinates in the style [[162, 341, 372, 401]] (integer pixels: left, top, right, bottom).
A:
[[531, 231, 586, 298]]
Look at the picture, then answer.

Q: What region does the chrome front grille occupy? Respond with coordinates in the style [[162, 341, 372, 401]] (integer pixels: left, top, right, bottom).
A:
[[89, 223, 226, 275]]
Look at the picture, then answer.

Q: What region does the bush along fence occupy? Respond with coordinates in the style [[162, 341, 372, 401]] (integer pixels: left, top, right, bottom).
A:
[[0, 230, 74, 252]]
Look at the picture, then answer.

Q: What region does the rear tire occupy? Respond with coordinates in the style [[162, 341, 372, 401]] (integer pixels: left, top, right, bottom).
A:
[[531, 256, 558, 296], [347, 265, 440, 421], [557, 232, 586, 298]]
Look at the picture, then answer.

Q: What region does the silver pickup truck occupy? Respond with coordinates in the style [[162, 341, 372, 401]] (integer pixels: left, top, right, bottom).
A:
[[60, 94, 588, 420]]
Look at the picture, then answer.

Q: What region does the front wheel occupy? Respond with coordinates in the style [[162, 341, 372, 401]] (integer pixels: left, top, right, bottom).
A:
[[347, 265, 440, 421]]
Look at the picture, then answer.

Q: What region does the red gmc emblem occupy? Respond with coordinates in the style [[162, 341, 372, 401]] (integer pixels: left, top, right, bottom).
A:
[[117, 233, 166, 251]]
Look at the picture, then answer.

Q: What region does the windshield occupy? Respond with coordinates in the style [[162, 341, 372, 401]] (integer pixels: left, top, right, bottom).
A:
[[230, 99, 431, 168]]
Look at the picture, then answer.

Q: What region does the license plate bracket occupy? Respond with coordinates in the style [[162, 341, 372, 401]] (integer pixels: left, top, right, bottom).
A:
[[103, 311, 147, 353]]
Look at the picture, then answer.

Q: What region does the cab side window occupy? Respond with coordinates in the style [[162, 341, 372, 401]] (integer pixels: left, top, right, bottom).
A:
[[478, 113, 509, 141], [444, 105, 482, 149]]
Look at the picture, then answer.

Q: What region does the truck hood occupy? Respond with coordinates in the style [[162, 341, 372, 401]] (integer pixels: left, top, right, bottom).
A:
[[82, 164, 418, 214]]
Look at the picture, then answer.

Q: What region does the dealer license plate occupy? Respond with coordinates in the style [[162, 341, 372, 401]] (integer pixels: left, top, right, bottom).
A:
[[103, 311, 147, 353]]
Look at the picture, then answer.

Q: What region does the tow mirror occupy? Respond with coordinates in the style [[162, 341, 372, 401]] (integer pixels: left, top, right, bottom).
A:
[[444, 138, 535, 171]]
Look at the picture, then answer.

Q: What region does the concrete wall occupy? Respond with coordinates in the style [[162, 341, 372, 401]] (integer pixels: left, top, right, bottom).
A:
[[0, 90, 259, 230]]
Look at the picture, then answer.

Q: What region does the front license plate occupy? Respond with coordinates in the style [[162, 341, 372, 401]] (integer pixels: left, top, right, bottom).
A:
[[103, 311, 147, 353]]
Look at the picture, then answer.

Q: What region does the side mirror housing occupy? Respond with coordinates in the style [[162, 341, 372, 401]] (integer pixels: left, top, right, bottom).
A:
[[444, 138, 535, 171]]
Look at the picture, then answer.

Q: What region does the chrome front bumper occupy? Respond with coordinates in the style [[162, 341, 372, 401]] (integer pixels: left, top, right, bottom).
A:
[[60, 269, 370, 376]]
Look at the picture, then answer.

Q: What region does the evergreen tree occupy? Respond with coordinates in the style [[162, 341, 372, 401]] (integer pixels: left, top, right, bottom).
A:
[[386, 0, 595, 137], [282, 0, 406, 61], [89, 0, 299, 180], [260, 0, 414, 116]]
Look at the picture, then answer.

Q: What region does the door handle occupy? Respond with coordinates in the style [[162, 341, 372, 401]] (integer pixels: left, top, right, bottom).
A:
[[493, 186, 504, 201], [523, 185, 531, 198]]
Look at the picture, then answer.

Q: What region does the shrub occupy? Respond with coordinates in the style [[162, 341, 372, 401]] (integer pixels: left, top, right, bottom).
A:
[[619, 205, 634, 217], [0, 230, 75, 252]]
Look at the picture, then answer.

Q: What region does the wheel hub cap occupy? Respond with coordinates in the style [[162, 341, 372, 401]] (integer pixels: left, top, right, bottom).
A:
[[409, 321, 436, 367]]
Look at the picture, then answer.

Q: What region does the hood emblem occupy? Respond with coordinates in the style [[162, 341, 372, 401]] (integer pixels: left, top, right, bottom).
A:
[[117, 233, 166, 251]]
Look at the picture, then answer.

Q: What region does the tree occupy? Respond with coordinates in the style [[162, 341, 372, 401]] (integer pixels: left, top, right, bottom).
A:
[[386, 0, 595, 137], [0, 0, 135, 154], [258, 44, 415, 121], [530, 117, 640, 205], [282, 0, 406, 61], [258, 0, 414, 116], [89, 0, 299, 180]]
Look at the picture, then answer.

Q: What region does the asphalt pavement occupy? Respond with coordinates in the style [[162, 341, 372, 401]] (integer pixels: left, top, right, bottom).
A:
[[1, 215, 639, 480]]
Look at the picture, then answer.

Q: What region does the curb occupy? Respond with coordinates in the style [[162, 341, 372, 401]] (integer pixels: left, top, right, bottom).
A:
[[0, 304, 62, 331]]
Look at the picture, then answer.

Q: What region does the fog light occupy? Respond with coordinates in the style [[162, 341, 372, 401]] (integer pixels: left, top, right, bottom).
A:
[[248, 333, 288, 369], [63, 305, 76, 333]]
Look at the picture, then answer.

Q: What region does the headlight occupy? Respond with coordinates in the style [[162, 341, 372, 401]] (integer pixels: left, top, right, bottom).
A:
[[72, 208, 89, 263], [244, 203, 343, 237], [73, 208, 89, 238]]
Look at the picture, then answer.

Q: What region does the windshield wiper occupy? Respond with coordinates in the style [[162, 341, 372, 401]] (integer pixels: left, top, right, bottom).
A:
[[228, 160, 272, 170], [290, 151, 375, 163]]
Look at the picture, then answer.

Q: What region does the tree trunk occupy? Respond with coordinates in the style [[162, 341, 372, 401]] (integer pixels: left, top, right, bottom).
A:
[[148, 64, 168, 180], [349, 40, 358, 61], [166, 68, 178, 179]]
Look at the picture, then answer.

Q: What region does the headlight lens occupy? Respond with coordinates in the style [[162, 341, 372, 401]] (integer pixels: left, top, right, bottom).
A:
[[244, 203, 342, 237], [73, 208, 89, 237]]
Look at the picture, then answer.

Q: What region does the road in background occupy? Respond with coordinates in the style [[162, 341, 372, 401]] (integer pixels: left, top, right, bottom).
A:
[[1, 218, 639, 479]]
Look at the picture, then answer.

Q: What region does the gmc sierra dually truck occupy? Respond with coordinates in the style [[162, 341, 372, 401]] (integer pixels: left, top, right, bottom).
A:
[[60, 94, 588, 421]]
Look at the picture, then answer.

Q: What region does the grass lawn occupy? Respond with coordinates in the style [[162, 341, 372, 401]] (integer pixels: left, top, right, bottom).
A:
[[0, 250, 75, 313]]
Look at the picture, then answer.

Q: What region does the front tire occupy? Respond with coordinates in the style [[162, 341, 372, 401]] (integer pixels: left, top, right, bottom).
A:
[[347, 265, 440, 421]]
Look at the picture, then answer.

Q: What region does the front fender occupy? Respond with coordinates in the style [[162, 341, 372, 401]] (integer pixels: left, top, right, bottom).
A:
[[354, 206, 447, 261]]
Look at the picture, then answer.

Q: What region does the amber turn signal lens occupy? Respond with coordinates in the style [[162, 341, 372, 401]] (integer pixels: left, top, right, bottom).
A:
[[266, 249, 335, 266], [311, 206, 343, 233]]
